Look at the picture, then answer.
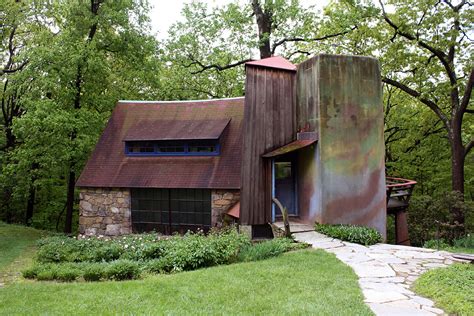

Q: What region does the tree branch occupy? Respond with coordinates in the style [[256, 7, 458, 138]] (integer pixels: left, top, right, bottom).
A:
[[271, 26, 357, 55], [382, 76, 450, 130], [378, 0, 457, 85], [187, 58, 252, 74], [460, 68, 474, 113], [465, 140, 474, 158]]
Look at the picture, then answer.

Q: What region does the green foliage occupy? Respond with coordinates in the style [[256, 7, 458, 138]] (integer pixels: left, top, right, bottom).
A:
[[414, 264, 474, 315], [0, 0, 163, 231], [423, 234, 474, 254], [24, 262, 82, 282], [23, 227, 310, 282], [454, 234, 474, 249], [238, 238, 309, 262], [315, 223, 382, 245], [82, 263, 105, 282], [142, 228, 252, 273], [408, 192, 474, 246], [105, 260, 141, 281]]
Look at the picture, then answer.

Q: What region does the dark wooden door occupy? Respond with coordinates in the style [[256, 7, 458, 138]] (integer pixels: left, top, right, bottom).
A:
[[274, 161, 297, 215]]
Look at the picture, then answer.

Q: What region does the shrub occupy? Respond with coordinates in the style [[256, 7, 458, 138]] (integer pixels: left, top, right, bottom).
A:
[[454, 234, 474, 249], [407, 192, 473, 246], [83, 263, 106, 282], [423, 239, 450, 250], [144, 258, 173, 274], [315, 223, 382, 245], [55, 265, 81, 282], [22, 265, 45, 279], [36, 269, 57, 281], [106, 260, 141, 281], [238, 238, 308, 262]]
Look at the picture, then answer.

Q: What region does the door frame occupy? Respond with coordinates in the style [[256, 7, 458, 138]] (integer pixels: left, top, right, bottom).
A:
[[271, 156, 298, 222]]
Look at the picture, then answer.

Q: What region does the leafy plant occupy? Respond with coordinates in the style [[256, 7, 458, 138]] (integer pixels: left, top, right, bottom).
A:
[[314, 223, 382, 246], [238, 238, 308, 262], [105, 260, 141, 281], [83, 263, 106, 282]]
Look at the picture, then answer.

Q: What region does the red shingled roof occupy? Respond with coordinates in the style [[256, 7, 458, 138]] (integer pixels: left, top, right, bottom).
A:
[[246, 56, 297, 71], [124, 119, 230, 141], [76, 98, 244, 189]]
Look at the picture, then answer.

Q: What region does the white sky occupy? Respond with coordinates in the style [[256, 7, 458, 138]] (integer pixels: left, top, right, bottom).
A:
[[148, 0, 330, 39]]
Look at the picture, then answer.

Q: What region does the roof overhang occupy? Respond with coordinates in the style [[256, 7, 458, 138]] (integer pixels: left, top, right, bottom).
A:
[[262, 139, 316, 158]]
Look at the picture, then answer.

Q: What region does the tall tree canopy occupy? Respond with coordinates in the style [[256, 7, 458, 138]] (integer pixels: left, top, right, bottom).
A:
[[1, 0, 161, 231], [161, 0, 356, 99]]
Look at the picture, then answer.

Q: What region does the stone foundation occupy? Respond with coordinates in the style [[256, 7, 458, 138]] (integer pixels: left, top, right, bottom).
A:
[[79, 188, 240, 235], [79, 188, 131, 236], [211, 189, 240, 226]]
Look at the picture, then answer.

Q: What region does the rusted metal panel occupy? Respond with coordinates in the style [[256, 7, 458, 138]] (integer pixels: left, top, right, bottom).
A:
[[240, 63, 297, 225], [227, 201, 240, 218], [262, 139, 316, 158], [297, 55, 387, 238], [76, 98, 244, 189], [124, 119, 230, 141]]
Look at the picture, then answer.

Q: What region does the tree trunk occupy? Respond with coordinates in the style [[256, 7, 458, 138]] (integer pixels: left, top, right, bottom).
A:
[[251, 0, 272, 59], [64, 170, 75, 234], [25, 185, 35, 226], [449, 122, 465, 226]]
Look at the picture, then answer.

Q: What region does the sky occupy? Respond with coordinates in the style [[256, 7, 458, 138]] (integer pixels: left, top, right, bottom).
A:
[[148, 0, 330, 39]]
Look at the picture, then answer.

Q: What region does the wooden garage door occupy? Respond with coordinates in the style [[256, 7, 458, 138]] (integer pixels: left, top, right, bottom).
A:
[[131, 188, 211, 234]]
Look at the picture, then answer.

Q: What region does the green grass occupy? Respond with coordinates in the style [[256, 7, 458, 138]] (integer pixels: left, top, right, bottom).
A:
[[413, 263, 474, 316], [0, 250, 372, 315], [0, 222, 49, 284]]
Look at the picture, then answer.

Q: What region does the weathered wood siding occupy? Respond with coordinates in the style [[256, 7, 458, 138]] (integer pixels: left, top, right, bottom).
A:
[[240, 66, 296, 225]]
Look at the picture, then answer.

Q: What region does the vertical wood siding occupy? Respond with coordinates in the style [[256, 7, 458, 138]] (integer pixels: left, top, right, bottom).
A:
[[240, 66, 296, 225]]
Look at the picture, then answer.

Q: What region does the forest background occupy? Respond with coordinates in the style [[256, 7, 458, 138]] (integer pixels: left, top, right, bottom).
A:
[[1, 0, 472, 245]]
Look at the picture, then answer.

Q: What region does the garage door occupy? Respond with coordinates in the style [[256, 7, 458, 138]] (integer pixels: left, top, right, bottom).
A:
[[131, 188, 212, 234]]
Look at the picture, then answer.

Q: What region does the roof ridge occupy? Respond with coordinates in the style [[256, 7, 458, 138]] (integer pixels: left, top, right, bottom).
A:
[[118, 96, 244, 104]]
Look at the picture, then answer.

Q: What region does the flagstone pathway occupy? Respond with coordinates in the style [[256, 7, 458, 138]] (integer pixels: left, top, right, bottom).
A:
[[291, 229, 469, 316]]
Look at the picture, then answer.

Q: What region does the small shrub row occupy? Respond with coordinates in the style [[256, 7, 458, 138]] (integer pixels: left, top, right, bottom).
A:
[[25, 227, 308, 282], [315, 223, 382, 245], [23, 260, 141, 282]]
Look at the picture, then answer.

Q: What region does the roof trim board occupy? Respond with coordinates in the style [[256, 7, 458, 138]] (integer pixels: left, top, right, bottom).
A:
[[262, 139, 317, 158]]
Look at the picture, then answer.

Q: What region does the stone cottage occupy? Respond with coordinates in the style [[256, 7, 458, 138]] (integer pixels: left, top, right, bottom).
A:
[[77, 54, 386, 238]]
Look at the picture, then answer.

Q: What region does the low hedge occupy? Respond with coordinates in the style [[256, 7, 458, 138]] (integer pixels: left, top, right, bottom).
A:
[[315, 223, 382, 245]]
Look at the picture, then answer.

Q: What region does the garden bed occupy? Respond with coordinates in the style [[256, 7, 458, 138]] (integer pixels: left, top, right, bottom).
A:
[[23, 227, 308, 282]]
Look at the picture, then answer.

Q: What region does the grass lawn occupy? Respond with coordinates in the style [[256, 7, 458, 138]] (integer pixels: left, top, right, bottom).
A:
[[0, 248, 372, 315], [413, 263, 474, 316], [0, 222, 49, 284]]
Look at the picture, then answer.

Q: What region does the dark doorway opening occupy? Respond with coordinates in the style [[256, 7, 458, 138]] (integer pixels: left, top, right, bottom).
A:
[[273, 155, 298, 218]]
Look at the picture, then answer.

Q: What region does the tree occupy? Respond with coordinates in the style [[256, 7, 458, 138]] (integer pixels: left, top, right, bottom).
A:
[[1, 0, 162, 231], [161, 0, 355, 98]]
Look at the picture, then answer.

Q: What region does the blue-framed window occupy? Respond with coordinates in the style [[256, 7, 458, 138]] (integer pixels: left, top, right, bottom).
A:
[[125, 140, 220, 156]]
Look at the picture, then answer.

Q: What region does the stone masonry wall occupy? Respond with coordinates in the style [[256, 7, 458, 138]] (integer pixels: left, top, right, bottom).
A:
[[211, 189, 240, 226], [79, 188, 131, 236]]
